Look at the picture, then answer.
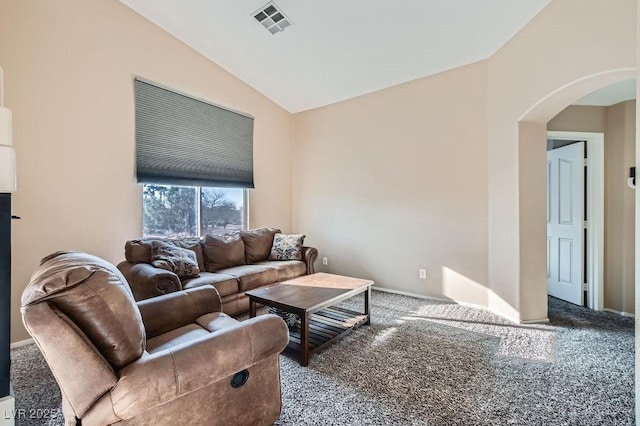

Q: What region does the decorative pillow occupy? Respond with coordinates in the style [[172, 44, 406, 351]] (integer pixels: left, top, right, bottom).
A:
[[269, 233, 306, 261], [125, 237, 205, 271], [151, 241, 200, 278], [167, 238, 205, 272], [241, 227, 281, 264], [203, 232, 246, 271]]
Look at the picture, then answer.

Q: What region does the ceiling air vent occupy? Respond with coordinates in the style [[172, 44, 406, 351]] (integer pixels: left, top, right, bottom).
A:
[[253, 2, 293, 35]]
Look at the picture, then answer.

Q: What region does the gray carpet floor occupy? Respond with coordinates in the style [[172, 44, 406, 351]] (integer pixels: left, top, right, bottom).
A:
[[10, 291, 635, 425]]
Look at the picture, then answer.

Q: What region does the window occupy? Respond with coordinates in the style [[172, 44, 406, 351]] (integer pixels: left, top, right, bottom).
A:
[[143, 184, 246, 238], [135, 79, 252, 238]]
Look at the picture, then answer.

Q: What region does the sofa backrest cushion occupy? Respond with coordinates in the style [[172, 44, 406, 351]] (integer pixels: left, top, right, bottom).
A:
[[22, 251, 146, 370], [241, 227, 281, 264], [125, 238, 205, 271], [203, 232, 246, 271]]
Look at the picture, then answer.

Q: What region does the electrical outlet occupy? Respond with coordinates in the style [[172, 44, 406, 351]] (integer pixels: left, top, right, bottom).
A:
[[322, 257, 328, 266], [419, 269, 427, 279]]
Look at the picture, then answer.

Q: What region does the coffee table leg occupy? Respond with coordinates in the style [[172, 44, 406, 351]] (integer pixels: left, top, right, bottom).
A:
[[300, 312, 309, 366], [364, 286, 371, 325], [249, 299, 257, 318]]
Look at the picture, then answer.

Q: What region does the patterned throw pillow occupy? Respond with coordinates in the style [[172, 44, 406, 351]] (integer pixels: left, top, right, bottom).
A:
[[151, 241, 200, 278], [268, 233, 306, 261]]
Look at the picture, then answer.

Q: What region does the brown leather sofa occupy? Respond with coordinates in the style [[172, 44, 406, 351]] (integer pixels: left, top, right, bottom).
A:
[[21, 251, 289, 426], [117, 227, 318, 315]]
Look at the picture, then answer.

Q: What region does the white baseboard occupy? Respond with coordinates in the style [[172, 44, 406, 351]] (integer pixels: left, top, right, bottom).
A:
[[372, 286, 550, 325], [372, 286, 454, 303], [9, 338, 33, 349], [603, 308, 635, 318], [0, 395, 15, 426], [520, 318, 550, 324]]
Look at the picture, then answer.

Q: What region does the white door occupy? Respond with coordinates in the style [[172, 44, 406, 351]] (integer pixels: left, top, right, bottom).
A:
[[547, 142, 584, 305]]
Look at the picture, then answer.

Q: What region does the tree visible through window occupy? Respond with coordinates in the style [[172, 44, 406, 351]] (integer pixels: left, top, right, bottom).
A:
[[143, 184, 245, 238]]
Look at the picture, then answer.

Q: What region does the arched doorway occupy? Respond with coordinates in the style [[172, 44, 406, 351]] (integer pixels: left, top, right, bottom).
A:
[[517, 68, 636, 321]]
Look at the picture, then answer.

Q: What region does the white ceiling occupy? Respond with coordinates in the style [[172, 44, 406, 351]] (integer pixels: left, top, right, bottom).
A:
[[572, 79, 637, 107], [120, 0, 551, 113]]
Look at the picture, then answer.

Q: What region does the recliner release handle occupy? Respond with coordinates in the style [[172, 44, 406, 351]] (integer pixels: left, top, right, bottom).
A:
[[231, 370, 249, 388]]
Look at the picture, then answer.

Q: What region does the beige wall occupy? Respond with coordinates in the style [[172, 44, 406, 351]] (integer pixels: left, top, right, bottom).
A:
[[487, 0, 636, 321], [548, 102, 636, 314], [605, 101, 636, 314], [548, 106, 607, 133], [292, 62, 489, 305], [292, 0, 636, 322], [0, 0, 293, 342]]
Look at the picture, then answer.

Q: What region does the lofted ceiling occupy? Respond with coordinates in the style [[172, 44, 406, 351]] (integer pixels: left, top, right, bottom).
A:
[[573, 79, 637, 107], [120, 0, 551, 113]]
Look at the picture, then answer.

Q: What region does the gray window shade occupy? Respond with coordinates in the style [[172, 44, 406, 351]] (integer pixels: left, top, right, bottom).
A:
[[135, 78, 254, 188]]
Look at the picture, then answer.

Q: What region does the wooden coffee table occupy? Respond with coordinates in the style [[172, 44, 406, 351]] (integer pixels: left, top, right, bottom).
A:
[[247, 273, 373, 366]]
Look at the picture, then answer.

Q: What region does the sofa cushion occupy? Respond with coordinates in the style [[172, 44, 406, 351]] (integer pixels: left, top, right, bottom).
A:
[[203, 233, 246, 271], [125, 239, 153, 264], [125, 238, 205, 271], [269, 234, 306, 261], [220, 293, 250, 315], [256, 260, 306, 282], [216, 264, 278, 292], [146, 323, 210, 353], [241, 228, 281, 264], [196, 312, 240, 334], [182, 272, 239, 298], [151, 241, 200, 279], [146, 313, 240, 353]]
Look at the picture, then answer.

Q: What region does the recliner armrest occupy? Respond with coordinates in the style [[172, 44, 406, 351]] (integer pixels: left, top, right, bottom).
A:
[[117, 261, 182, 301], [111, 314, 289, 419], [302, 246, 318, 274], [137, 286, 222, 338]]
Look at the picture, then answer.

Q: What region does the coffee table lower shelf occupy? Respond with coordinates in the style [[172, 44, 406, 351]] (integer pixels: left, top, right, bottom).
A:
[[285, 307, 368, 356]]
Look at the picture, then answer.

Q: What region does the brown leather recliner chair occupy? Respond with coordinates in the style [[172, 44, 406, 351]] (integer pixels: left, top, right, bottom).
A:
[[21, 251, 289, 426]]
